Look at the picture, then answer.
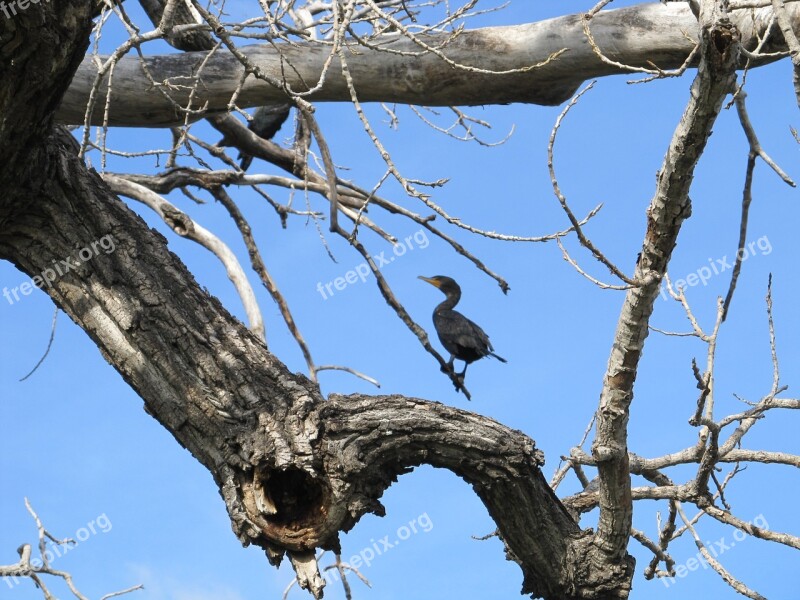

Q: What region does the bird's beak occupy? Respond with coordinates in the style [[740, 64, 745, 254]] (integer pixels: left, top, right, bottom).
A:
[[418, 276, 441, 288]]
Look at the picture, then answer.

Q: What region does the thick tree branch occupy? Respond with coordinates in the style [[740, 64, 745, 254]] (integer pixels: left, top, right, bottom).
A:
[[57, 3, 798, 126], [586, 0, 740, 585], [319, 395, 586, 598]]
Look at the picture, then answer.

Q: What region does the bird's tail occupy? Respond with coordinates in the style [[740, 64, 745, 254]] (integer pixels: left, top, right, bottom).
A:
[[491, 352, 507, 363]]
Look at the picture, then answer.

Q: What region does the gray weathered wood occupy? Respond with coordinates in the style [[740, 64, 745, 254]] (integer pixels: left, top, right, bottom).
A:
[[57, 3, 791, 126]]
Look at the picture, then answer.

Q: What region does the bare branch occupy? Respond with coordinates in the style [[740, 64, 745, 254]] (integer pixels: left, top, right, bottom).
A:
[[676, 502, 767, 599], [103, 173, 267, 342], [18, 308, 59, 381], [0, 500, 142, 600], [548, 81, 639, 286]]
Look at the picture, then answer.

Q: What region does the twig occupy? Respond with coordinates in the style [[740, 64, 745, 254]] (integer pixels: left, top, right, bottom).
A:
[[210, 185, 318, 379], [548, 81, 639, 286], [19, 308, 59, 381], [675, 502, 767, 599], [315, 365, 380, 387]]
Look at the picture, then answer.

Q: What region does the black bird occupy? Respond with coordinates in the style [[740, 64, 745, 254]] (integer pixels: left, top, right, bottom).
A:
[[218, 103, 292, 171], [418, 275, 506, 381]]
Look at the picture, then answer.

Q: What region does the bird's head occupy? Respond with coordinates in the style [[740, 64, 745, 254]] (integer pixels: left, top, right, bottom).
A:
[[418, 275, 461, 297]]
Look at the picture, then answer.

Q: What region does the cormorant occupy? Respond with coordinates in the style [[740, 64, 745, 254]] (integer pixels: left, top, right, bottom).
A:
[[418, 275, 506, 380], [218, 103, 292, 171]]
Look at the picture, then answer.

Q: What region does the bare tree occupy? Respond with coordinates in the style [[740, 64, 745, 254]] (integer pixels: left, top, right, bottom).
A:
[[1, 1, 798, 599]]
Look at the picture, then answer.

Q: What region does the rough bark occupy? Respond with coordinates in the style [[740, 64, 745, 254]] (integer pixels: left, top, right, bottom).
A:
[[56, 3, 795, 126]]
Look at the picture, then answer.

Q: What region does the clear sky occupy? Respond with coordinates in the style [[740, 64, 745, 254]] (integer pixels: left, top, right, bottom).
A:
[[1, 2, 799, 599]]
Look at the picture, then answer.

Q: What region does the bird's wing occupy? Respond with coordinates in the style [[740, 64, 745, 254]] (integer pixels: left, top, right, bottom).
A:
[[464, 318, 493, 352], [217, 103, 293, 170], [249, 103, 292, 140], [238, 103, 292, 170], [435, 311, 493, 354]]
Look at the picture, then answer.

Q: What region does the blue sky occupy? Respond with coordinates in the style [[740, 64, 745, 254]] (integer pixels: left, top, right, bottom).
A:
[[1, 2, 799, 599]]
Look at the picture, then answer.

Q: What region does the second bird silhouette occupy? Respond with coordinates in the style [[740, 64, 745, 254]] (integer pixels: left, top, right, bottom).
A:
[[418, 275, 506, 384], [218, 103, 292, 171]]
